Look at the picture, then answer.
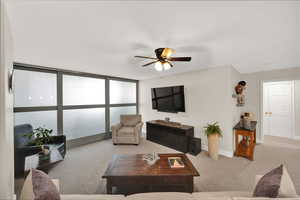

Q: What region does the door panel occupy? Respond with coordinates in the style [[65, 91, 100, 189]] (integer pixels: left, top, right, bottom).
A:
[[263, 81, 294, 138]]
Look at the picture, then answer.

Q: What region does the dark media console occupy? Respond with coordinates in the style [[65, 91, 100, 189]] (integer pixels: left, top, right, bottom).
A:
[[146, 120, 200, 154]]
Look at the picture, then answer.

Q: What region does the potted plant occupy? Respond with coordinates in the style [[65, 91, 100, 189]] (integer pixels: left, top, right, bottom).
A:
[[204, 122, 222, 160], [24, 127, 53, 160]]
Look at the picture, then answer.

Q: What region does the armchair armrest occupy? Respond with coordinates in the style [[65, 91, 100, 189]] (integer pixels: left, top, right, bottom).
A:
[[111, 123, 122, 132], [111, 123, 122, 144], [134, 122, 144, 135], [17, 145, 41, 156]]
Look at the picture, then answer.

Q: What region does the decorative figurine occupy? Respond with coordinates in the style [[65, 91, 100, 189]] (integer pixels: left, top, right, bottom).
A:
[[234, 81, 247, 106]]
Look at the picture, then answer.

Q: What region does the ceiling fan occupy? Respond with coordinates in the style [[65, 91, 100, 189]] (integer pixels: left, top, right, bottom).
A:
[[134, 48, 192, 71]]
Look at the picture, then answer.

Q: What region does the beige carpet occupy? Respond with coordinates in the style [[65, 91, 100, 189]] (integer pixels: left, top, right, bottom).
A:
[[39, 136, 300, 194]]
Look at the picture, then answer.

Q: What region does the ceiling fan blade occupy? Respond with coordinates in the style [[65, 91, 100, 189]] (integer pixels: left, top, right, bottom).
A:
[[135, 56, 157, 60], [168, 57, 192, 62], [161, 48, 175, 58], [166, 61, 174, 68], [142, 60, 158, 67]]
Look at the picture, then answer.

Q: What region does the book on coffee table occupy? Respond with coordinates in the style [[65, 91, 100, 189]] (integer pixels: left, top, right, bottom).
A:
[[168, 157, 185, 168]]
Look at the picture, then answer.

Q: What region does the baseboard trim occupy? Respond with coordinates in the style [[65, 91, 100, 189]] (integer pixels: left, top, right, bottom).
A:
[[67, 133, 111, 149], [256, 139, 263, 144], [202, 144, 233, 158]]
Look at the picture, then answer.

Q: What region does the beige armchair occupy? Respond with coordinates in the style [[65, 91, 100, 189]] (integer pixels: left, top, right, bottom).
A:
[[111, 115, 143, 145]]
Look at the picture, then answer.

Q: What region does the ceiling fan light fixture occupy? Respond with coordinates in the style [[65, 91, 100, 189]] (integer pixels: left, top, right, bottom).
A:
[[154, 62, 163, 71], [135, 47, 191, 70], [163, 62, 171, 71]]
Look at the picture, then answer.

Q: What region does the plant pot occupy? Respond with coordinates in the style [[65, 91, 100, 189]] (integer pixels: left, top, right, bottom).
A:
[[38, 152, 50, 161], [39, 145, 51, 161], [208, 134, 220, 160]]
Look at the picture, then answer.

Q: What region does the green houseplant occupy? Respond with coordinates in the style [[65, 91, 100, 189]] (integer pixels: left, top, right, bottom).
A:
[[204, 122, 222, 160], [24, 127, 53, 160]]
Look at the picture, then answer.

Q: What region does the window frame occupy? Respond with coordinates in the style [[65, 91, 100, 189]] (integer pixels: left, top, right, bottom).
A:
[[13, 62, 139, 144]]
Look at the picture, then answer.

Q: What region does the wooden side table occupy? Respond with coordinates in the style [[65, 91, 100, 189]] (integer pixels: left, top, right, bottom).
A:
[[233, 121, 257, 161]]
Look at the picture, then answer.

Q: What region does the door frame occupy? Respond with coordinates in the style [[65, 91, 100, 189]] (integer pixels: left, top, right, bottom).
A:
[[0, 0, 15, 199], [260, 80, 296, 142]]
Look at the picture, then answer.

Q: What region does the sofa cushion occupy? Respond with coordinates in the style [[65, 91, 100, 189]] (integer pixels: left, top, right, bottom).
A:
[[120, 115, 141, 126], [255, 166, 299, 198], [117, 127, 135, 136], [60, 194, 125, 200], [127, 192, 193, 200], [192, 191, 252, 198], [253, 165, 283, 198]]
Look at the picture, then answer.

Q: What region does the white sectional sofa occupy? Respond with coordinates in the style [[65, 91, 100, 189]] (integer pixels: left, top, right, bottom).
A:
[[59, 191, 300, 200], [60, 191, 252, 200], [53, 180, 299, 200]]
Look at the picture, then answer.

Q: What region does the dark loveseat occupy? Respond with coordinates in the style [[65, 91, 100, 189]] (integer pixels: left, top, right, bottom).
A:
[[14, 124, 66, 177]]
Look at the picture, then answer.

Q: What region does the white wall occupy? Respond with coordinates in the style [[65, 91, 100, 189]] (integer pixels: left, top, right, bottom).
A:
[[241, 67, 300, 141], [231, 67, 242, 126], [295, 80, 300, 137], [139, 66, 241, 156], [0, 0, 14, 199]]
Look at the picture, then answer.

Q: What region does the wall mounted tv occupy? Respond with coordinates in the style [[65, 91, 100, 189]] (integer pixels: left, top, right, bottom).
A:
[[151, 85, 185, 113]]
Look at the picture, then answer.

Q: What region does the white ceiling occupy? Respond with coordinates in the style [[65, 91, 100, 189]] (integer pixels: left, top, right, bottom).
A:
[[6, 1, 300, 80]]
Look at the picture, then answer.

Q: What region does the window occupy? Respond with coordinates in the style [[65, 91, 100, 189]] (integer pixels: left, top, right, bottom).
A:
[[13, 64, 138, 146], [14, 69, 58, 134], [63, 108, 105, 140], [14, 111, 57, 134], [110, 106, 137, 127], [14, 70, 57, 107], [109, 79, 137, 127], [63, 75, 105, 105], [110, 80, 136, 104]]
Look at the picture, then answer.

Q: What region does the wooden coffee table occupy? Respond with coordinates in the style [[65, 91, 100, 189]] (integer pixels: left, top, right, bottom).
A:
[[102, 153, 200, 194]]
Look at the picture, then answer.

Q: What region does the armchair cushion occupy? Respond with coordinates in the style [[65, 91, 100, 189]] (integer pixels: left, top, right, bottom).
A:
[[117, 127, 135, 137], [120, 115, 141, 126]]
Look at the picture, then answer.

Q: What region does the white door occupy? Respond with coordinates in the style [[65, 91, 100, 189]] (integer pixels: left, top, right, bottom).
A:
[[263, 81, 295, 138]]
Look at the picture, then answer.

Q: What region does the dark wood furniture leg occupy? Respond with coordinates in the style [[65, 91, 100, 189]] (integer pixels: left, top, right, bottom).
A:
[[106, 179, 113, 194], [249, 134, 255, 161], [235, 131, 238, 156], [185, 176, 193, 193]]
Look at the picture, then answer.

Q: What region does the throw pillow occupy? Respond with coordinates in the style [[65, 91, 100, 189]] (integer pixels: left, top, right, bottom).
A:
[[253, 164, 283, 198], [278, 165, 298, 197], [20, 169, 60, 200]]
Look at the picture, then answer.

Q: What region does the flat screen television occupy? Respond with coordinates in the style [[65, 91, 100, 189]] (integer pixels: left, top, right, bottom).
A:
[[151, 85, 185, 113]]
